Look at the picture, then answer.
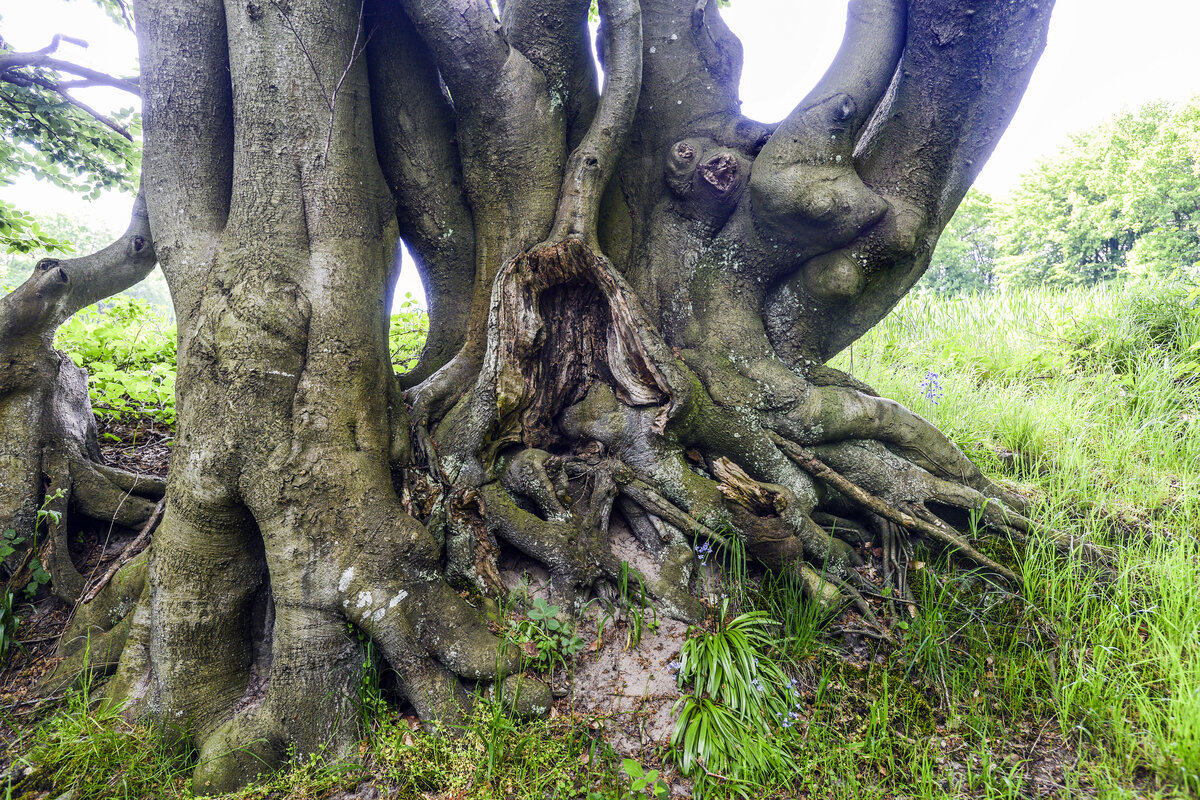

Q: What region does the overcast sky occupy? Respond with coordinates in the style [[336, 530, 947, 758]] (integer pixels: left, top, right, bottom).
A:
[[2, 0, 1199, 303]]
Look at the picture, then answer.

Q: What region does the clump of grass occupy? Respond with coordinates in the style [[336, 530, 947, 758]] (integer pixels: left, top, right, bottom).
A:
[[9, 684, 194, 799], [370, 701, 631, 800]]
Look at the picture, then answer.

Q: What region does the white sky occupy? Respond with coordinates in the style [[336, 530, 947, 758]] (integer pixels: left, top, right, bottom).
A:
[[2, 0, 1199, 305]]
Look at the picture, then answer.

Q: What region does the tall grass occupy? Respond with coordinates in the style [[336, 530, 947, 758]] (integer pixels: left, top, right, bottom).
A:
[[835, 280, 1200, 794]]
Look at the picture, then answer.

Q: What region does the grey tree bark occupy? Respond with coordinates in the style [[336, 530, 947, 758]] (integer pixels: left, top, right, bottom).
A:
[[2, 0, 1067, 792], [0, 192, 162, 604]]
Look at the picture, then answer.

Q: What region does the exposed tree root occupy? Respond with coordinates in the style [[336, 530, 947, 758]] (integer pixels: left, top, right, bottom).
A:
[[390, 223, 1110, 660]]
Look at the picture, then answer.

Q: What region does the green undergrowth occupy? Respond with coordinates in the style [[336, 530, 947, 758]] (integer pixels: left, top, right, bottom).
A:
[[6, 280, 1200, 798], [5, 687, 660, 800], [47, 293, 430, 429], [56, 296, 178, 426]]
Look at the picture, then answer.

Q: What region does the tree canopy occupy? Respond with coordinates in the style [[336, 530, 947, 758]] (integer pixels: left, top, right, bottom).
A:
[[924, 97, 1200, 293], [0, 5, 140, 254]]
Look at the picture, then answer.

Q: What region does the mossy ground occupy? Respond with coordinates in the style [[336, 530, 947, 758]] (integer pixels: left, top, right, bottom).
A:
[[3, 281, 1199, 798]]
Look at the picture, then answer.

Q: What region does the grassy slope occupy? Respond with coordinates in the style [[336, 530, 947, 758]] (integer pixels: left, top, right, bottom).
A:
[[830, 283, 1200, 798], [4, 283, 1200, 799]]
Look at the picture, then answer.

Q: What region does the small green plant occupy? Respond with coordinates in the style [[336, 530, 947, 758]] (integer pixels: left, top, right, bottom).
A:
[[507, 597, 585, 673], [675, 602, 791, 720], [348, 624, 388, 735], [390, 293, 430, 374], [617, 561, 658, 649], [620, 758, 669, 798], [2, 489, 64, 600], [55, 296, 178, 426], [0, 588, 18, 666], [669, 601, 798, 786]]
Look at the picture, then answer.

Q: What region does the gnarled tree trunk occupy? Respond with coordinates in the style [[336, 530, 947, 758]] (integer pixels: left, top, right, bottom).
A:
[[22, 0, 1064, 792], [0, 193, 162, 603]]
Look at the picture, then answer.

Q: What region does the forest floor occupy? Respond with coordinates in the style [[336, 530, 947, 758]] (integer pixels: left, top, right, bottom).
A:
[[2, 282, 1200, 799]]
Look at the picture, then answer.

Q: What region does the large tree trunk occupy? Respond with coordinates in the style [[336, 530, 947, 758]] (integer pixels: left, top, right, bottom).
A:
[[21, 0, 1066, 792]]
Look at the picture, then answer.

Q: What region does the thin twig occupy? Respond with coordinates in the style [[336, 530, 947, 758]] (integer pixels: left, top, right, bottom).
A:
[[82, 497, 164, 604]]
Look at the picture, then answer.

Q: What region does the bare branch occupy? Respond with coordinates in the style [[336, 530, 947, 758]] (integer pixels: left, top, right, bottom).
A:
[[0, 34, 87, 71], [0, 35, 140, 95], [269, 0, 332, 107], [323, 0, 373, 163]]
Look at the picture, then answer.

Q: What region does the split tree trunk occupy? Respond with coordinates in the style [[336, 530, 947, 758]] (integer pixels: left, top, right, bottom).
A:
[[11, 0, 1066, 793]]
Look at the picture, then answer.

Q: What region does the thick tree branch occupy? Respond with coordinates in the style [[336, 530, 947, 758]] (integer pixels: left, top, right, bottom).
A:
[[501, 0, 598, 148], [749, 0, 904, 248], [401, 0, 571, 423], [133, 0, 233, 258], [0, 57, 140, 96], [396, 0, 511, 104], [0, 190, 155, 341], [620, 0, 746, 211], [0, 35, 140, 138], [764, 0, 1055, 363], [43, 190, 156, 320], [367, 0, 477, 385], [550, 0, 642, 243]]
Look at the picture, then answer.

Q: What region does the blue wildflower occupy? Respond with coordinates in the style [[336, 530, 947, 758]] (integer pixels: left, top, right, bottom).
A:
[[919, 370, 944, 404]]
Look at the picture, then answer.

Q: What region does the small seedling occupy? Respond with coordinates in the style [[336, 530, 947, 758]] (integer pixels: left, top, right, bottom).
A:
[[508, 597, 585, 673], [621, 758, 669, 798]]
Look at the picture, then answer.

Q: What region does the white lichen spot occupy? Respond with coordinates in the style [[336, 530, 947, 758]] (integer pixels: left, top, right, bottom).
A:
[[371, 607, 386, 623], [388, 590, 408, 609], [338, 566, 355, 593], [355, 590, 373, 609], [649, 46, 656, 53]]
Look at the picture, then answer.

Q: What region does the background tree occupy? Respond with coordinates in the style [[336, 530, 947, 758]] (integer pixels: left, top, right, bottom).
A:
[[0, 6, 140, 254], [997, 97, 1200, 288], [918, 189, 998, 294], [1, 0, 1070, 792]]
